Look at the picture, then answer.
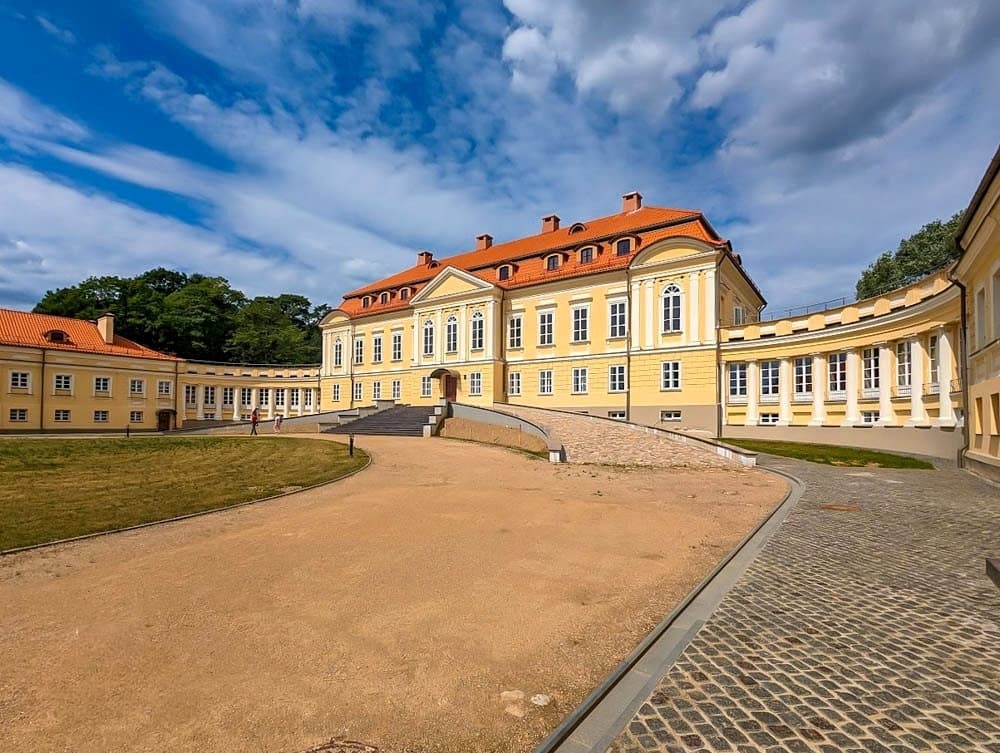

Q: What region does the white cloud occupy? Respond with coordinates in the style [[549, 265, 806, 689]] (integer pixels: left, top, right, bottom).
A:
[[36, 15, 76, 45], [0, 78, 89, 143]]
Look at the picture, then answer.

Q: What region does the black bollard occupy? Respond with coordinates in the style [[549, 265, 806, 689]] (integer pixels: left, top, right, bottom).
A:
[[349, 433, 354, 457], [126, 424, 130, 439]]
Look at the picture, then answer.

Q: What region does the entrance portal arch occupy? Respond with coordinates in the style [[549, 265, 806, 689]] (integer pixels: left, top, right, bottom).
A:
[[428, 368, 460, 401]]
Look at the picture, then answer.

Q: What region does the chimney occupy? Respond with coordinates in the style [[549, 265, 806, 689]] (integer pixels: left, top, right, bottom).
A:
[[622, 191, 642, 213], [476, 234, 493, 251], [542, 214, 560, 233], [417, 250, 434, 266], [96, 312, 115, 345]]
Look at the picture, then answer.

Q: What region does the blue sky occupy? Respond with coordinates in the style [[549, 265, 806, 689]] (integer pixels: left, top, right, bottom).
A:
[[1, 1, 998, 313]]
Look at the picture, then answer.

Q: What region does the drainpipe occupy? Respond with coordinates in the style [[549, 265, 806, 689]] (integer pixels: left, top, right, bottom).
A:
[[714, 254, 724, 439], [948, 256, 970, 467], [174, 359, 180, 429], [499, 288, 507, 403], [348, 324, 356, 410], [40, 349, 46, 434], [625, 267, 632, 421]]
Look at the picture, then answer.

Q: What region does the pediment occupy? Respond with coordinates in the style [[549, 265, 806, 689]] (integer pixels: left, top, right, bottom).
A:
[[409, 266, 496, 303]]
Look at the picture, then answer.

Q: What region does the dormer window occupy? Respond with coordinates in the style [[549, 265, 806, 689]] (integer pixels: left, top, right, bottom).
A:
[[546, 254, 560, 271], [400, 287, 410, 300], [615, 238, 632, 256], [498, 265, 511, 281], [580, 246, 595, 264], [44, 330, 69, 344], [362, 296, 372, 309], [379, 292, 390, 305], [569, 223, 587, 234]]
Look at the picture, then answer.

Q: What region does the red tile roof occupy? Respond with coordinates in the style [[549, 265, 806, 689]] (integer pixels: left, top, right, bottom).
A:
[[0, 309, 180, 361], [339, 205, 727, 318]]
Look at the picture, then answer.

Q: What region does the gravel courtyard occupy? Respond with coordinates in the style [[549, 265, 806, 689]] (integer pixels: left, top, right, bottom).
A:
[[0, 434, 784, 753]]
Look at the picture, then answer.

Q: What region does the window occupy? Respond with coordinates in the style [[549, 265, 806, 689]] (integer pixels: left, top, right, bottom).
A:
[[760, 360, 780, 400], [334, 338, 343, 368], [862, 347, 880, 395], [580, 246, 594, 264], [609, 364, 626, 393], [572, 367, 588, 394], [95, 376, 111, 393], [423, 320, 435, 356], [729, 363, 747, 398], [45, 329, 68, 343], [498, 265, 511, 281], [392, 332, 403, 361], [616, 238, 630, 256], [130, 379, 145, 395], [546, 255, 560, 271], [928, 335, 940, 385], [353, 382, 363, 401], [380, 292, 390, 305], [469, 372, 482, 396], [372, 382, 382, 400], [861, 411, 880, 424], [184, 385, 197, 405], [93, 410, 109, 423], [976, 288, 987, 347], [222, 386, 234, 405], [660, 410, 681, 422], [994, 270, 1000, 339], [538, 311, 554, 346], [354, 337, 364, 365], [240, 387, 252, 406], [55, 374, 72, 391], [794, 357, 812, 397], [829, 353, 847, 394], [539, 369, 553, 395], [662, 284, 682, 333], [421, 376, 432, 398], [304, 389, 313, 407], [362, 296, 371, 308], [608, 411, 626, 420], [10, 371, 29, 389], [275, 388, 286, 407], [470, 311, 484, 350], [759, 413, 779, 425], [446, 316, 458, 353], [373, 334, 383, 363], [332, 384, 341, 402], [896, 341, 911, 388], [660, 361, 681, 390], [9, 408, 27, 422], [733, 304, 746, 326], [204, 412, 216, 420], [392, 380, 401, 400], [54, 409, 70, 422], [572, 306, 589, 342], [259, 388, 270, 406], [609, 301, 627, 339], [129, 411, 143, 423], [508, 371, 521, 396], [400, 287, 410, 300], [508, 315, 523, 349], [158, 380, 172, 396], [290, 388, 300, 407]]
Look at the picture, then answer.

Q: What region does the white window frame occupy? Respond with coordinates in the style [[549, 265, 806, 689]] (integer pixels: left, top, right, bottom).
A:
[[470, 311, 484, 351], [862, 347, 880, 397], [158, 380, 172, 396], [661, 283, 683, 333], [793, 357, 812, 399], [760, 360, 780, 402], [372, 334, 383, 363], [259, 388, 270, 406], [759, 413, 779, 426], [354, 337, 364, 365], [10, 371, 30, 390], [372, 381, 381, 400], [538, 310, 554, 346], [94, 376, 111, 394], [391, 379, 401, 400], [130, 378, 145, 396], [334, 338, 343, 368], [353, 382, 363, 401], [469, 372, 482, 396], [861, 410, 880, 425], [54, 374, 72, 391], [184, 384, 197, 406], [733, 304, 746, 326], [129, 410, 143, 423], [222, 386, 234, 405], [290, 388, 300, 407], [9, 408, 27, 422], [609, 364, 626, 393], [896, 341, 911, 387], [609, 300, 627, 339], [392, 332, 403, 362], [728, 363, 747, 400], [93, 410, 109, 423], [508, 371, 521, 396], [608, 411, 626, 420], [332, 384, 341, 401], [660, 410, 682, 422], [420, 376, 432, 397], [572, 367, 588, 394], [54, 409, 70, 422], [538, 369, 553, 395], [828, 352, 847, 396], [660, 361, 681, 391], [423, 320, 435, 357], [445, 316, 458, 354], [571, 305, 589, 343], [508, 315, 523, 349], [928, 335, 940, 387], [240, 387, 252, 406], [274, 388, 286, 407], [304, 388, 313, 407]]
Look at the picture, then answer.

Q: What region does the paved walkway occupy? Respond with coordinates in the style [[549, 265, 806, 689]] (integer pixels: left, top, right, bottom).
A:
[[610, 457, 1000, 753], [494, 405, 735, 469]]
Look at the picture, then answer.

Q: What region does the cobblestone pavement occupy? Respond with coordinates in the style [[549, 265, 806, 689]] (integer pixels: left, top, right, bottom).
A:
[[611, 457, 1000, 753], [494, 405, 735, 469]]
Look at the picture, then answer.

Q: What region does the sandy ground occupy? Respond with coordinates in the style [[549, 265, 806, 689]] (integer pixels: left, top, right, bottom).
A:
[[0, 435, 786, 753]]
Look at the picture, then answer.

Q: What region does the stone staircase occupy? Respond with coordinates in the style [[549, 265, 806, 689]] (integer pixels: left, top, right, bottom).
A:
[[324, 405, 437, 437]]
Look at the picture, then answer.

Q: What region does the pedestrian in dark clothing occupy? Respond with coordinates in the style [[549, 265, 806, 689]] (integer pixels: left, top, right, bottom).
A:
[[250, 407, 259, 436]]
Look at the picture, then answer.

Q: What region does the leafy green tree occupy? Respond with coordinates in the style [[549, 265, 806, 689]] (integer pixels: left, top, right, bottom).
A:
[[856, 212, 963, 299], [158, 276, 245, 360]]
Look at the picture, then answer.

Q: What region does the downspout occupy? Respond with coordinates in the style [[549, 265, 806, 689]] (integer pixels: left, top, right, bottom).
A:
[[714, 255, 723, 439], [348, 325, 356, 410], [174, 359, 180, 429], [40, 349, 46, 434], [949, 254, 970, 467], [499, 288, 507, 403], [625, 267, 632, 421]]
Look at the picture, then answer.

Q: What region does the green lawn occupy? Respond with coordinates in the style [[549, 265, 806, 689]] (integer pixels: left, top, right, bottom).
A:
[[724, 438, 934, 469], [0, 437, 368, 551]]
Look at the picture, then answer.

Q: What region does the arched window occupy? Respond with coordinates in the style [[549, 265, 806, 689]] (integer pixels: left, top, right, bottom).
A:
[[498, 265, 511, 281], [579, 246, 595, 264], [446, 315, 458, 353], [546, 254, 560, 271], [616, 238, 631, 256], [662, 283, 683, 333], [379, 292, 390, 305], [400, 287, 410, 300], [44, 330, 68, 343], [568, 222, 587, 234], [423, 319, 435, 356], [470, 311, 484, 350], [333, 338, 343, 368], [362, 296, 371, 308]]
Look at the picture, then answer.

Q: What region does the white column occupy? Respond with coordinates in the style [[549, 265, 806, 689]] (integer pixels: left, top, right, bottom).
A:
[[907, 338, 928, 426], [630, 280, 642, 350], [434, 309, 442, 365], [688, 271, 701, 346], [196, 384, 204, 420], [311, 388, 318, 414], [937, 327, 956, 426], [843, 350, 860, 426], [704, 267, 717, 345], [231, 387, 241, 421], [778, 358, 792, 425], [809, 354, 826, 426], [459, 305, 467, 360], [267, 390, 274, 420], [745, 360, 759, 426], [643, 279, 654, 348], [412, 312, 420, 365], [877, 343, 896, 425]]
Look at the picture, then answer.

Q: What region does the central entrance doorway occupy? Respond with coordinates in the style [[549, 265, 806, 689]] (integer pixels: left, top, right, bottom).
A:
[[428, 368, 460, 402]]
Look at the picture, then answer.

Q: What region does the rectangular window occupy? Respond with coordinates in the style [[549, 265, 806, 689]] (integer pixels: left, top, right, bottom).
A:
[[759, 413, 779, 425], [896, 341, 912, 387], [609, 301, 627, 338], [794, 357, 812, 397], [469, 372, 482, 396], [129, 411, 143, 423], [508, 371, 521, 396], [861, 411, 880, 424], [373, 334, 383, 363], [93, 410, 109, 423], [10, 372, 29, 389], [471, 314, 484, 350], [729, 363, 747, 398], [538, 369, 553, 395], [928, 335, 940, 385], [158, 380, 172, 396], [54, 409, 70, 422], [862, 347, 880, 395], [392, 332, 403, 361], [423, 322, 434, 356], [660, 410, 682, 422], [204, 412, 216, 420], [332, 384, 341, 402], [446, 318, 458, 353], [259, 388, 270, 407], [391, 379, 401, 400], [354, 338, 364, 365], [9, 408, 27, 422], [661, 361, 681, 390], [240, 387, 252, 406], [580, 246, 593, 263], [760, 360, 780, 399], [204, 386, 216, 405], [304, 389, 313, 407], [94, 376, 110, 393], [55, 374, 72, 391], [662, 286, 682, 333], [185, 384, 197, 405], [828, 353, 847, 394], [572, 367, 588, 394], [372, 381, 381, 400], [290, 388, 300, 406], [538, 311, 554, 346], [508, 315, 523, 349], [609, 364, 626, 393], [608, 411, 626, 420], [275, 388, 286, 407], [353, 382, 363, 401], [130, 378, 145, 395], [733, 304, 746, 326], [334, 339, 343, 368], [222, 386, 234, 405], [421, 376, 432, 398], [572, 306, 589, 342]]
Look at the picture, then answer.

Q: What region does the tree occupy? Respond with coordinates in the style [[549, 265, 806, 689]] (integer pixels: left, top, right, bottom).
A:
[[226, 297, 311, 363], [856, 212, 963, 299]]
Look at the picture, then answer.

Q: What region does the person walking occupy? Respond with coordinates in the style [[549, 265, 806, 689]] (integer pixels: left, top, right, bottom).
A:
[[250, 407, 259, 436], [274, 413, 283, 434]]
